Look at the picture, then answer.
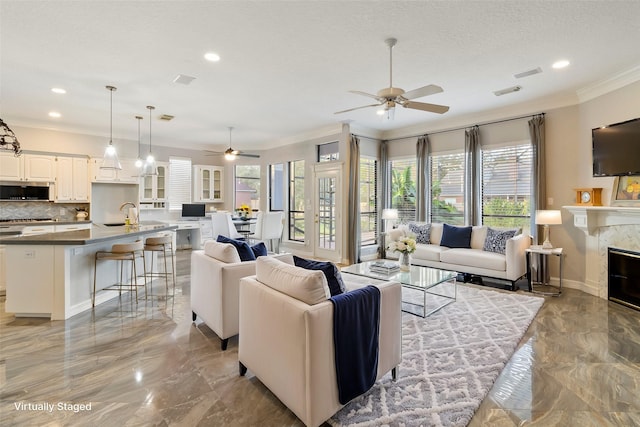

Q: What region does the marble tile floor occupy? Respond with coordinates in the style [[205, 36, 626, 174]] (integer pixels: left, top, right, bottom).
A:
[[1, 250, 640, 426]]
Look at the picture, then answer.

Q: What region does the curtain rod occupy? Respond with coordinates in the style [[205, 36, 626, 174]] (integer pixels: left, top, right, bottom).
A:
[[352, 112, 544, 142]]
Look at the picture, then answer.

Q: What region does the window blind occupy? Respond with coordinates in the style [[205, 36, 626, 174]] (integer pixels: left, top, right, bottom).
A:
[[481, 143, 532, 230], [360, 157, 377, 246], [430, 151, 465, 225], [168, 157, 192, 211], [389, 158, 417, 224]]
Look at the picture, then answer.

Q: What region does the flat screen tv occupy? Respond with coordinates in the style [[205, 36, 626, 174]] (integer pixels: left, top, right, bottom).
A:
[[181, 203, 205, 218], [593, 117, 640, 176]]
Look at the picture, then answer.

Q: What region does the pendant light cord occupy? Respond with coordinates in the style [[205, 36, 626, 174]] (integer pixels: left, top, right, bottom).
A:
[[106, 85, 116, 145], [147, 105, 155, 154]]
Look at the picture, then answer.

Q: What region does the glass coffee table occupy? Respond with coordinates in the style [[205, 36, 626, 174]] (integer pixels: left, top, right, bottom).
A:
[[342, 261, 457, 317]]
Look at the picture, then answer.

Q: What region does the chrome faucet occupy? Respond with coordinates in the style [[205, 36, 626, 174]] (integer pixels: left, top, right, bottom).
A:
[[119, 202, 138, 224]]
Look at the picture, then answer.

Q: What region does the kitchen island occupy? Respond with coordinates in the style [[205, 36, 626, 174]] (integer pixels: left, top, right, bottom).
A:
[[0, 222, 177, 320]]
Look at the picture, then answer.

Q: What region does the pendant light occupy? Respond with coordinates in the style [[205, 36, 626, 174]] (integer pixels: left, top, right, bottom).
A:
[[134, 115, 143, 168], [142, 105, 157, 176], [100, 85, 122, 170]]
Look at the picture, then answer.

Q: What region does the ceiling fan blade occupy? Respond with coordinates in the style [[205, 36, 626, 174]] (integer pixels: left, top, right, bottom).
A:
[[403, 101, 450, 114], [348, 90, 383, 101], [237, 153, 260, 158], [204, 150, 224, 156], [334, 103, 382, 114], [401, 84, 444, 100]]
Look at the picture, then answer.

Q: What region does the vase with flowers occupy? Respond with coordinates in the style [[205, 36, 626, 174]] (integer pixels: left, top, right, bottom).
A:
[[236, 204, 251, 220], [387, 236, 416, 271]]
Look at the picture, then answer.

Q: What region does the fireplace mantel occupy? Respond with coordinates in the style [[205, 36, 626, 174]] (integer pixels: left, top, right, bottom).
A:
[[564, 205, 640, 236]]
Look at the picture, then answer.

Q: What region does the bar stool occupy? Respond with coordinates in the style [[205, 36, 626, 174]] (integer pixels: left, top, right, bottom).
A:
[[144, 234, 176, 297], [93, 240, 146, 307]]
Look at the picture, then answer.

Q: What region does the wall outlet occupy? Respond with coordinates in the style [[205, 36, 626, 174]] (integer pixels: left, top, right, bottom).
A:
[[547, 197, 554, 206], [59, 208, 66, 216]]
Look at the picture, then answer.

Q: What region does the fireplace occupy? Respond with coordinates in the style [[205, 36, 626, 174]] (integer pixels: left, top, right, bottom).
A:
[[608, 247, 640, 311]]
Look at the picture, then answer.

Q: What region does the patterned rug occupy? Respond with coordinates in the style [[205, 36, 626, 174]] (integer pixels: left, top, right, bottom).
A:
[[329, 284, 544, 427]]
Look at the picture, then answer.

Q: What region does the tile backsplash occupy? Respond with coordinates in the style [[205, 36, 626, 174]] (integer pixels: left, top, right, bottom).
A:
[[0, 202, 90, 221]]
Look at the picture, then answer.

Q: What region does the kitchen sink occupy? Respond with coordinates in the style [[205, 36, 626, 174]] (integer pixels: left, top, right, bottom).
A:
[[102, 222, 126, 227]]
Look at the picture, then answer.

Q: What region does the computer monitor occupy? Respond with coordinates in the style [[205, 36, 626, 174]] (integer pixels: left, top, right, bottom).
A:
[[181, 203, 206, 218]]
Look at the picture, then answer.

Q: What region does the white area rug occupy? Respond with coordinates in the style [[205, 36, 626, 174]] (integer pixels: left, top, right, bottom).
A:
[[329, 285, 544, 427]]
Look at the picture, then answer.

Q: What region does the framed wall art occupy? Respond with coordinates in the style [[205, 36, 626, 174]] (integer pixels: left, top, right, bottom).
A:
[[611, 175, 640, 206]]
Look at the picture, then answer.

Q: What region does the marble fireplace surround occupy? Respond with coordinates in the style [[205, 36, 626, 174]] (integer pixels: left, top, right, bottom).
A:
[[564, 206, 640, 299]]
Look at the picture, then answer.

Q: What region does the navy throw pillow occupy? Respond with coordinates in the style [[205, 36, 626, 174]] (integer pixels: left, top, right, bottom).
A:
[[251, 242, 268, 258], [216, 235, 256, 262], [293, 255, 346, 296], [440, 224, 472, 248]]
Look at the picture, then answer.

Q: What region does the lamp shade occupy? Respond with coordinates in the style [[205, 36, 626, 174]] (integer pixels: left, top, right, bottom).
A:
[[382, 208, 399, 220], [535, 210, 562, 225]]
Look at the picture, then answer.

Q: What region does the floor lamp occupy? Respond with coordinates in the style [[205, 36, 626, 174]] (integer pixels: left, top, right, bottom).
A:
[[535, 210, 562, 249]]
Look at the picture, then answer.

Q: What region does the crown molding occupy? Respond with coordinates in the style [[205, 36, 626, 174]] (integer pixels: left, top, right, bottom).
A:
[[577, 64, 640, 103]]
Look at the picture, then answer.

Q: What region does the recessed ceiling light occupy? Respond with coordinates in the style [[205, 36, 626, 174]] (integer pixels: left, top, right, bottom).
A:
[[51, 87, 66, 94], [48, 111, 61, 118], [552, 59, 570, 69], [204, 52, 220, 62]]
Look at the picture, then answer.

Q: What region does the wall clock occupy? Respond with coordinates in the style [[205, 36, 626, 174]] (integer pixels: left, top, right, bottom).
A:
[[574, 188, 603, 206]]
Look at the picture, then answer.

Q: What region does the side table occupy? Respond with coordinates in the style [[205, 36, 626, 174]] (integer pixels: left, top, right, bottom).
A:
[[526, 246, 563, 296]]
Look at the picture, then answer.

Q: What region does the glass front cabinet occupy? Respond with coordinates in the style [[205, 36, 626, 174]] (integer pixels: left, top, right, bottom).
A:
[[139, 162, 168, 209], [193, 165, 224, 202]]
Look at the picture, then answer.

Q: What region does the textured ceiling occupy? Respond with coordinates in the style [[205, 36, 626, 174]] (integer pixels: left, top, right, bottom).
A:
[[1, 1, 640, 153]]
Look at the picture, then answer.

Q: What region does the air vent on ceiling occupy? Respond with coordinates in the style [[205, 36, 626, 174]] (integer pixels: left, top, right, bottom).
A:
[[173, 74, 196, 85], [160, 114, 174, 121], [514, 67, 542, 79], [493, 85, 522, 96]]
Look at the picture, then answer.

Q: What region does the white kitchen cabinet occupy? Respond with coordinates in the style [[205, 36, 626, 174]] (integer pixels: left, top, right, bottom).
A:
[[0, 152, 55, 182], [139, 162, 168, 209], [90, 158, 140, 183], [24, 154, 56, 181], [193, 165, 224, 202], [199, 218, 213, 244], [55, 156, 90, 202], [0, 152, 23, 180], [54, 223, 91, 232], [21, 225, 56, 236]]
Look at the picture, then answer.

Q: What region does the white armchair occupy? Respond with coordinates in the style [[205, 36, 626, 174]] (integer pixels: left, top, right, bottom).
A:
[[238, 256, 402, 427], [190, 241, 289, 350]]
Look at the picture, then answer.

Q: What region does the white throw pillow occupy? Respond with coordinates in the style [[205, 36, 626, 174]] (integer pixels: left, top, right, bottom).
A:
[[256, 256, 330, 305], [203, 240, 242, 264]]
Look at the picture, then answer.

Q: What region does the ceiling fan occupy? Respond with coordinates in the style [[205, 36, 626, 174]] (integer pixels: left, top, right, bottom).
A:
[[205, 127, 260, 160], [335, 38, 449, 118]]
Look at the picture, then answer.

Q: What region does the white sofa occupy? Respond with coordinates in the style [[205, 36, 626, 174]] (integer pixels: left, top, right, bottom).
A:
[[190, 240, 288, 350], [238, 255, 402, 427], [387, 223, 531, 290]]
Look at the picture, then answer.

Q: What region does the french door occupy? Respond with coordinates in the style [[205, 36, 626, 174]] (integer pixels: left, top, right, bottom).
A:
[[313, 163, 342, 263]]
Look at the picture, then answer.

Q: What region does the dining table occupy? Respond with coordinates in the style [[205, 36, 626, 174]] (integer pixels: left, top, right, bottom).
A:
[[231, 217, 257, 239]]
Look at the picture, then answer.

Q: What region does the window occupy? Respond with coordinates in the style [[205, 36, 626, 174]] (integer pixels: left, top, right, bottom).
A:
[[360, 157, 377, 246], [389, 158, 417, 223], [168, 157, 191, 211], [269, 163, 284, 211], [430, 151, 465, 224], [318, 141, 339, 162], [234, 165, 260, 211], [481, 142, 532, 232], [288, 160, 305, 242]]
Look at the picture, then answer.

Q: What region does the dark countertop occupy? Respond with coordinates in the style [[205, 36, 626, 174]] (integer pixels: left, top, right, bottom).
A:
[[0, 222, 177, 245], [0, 219, 92, 226]]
